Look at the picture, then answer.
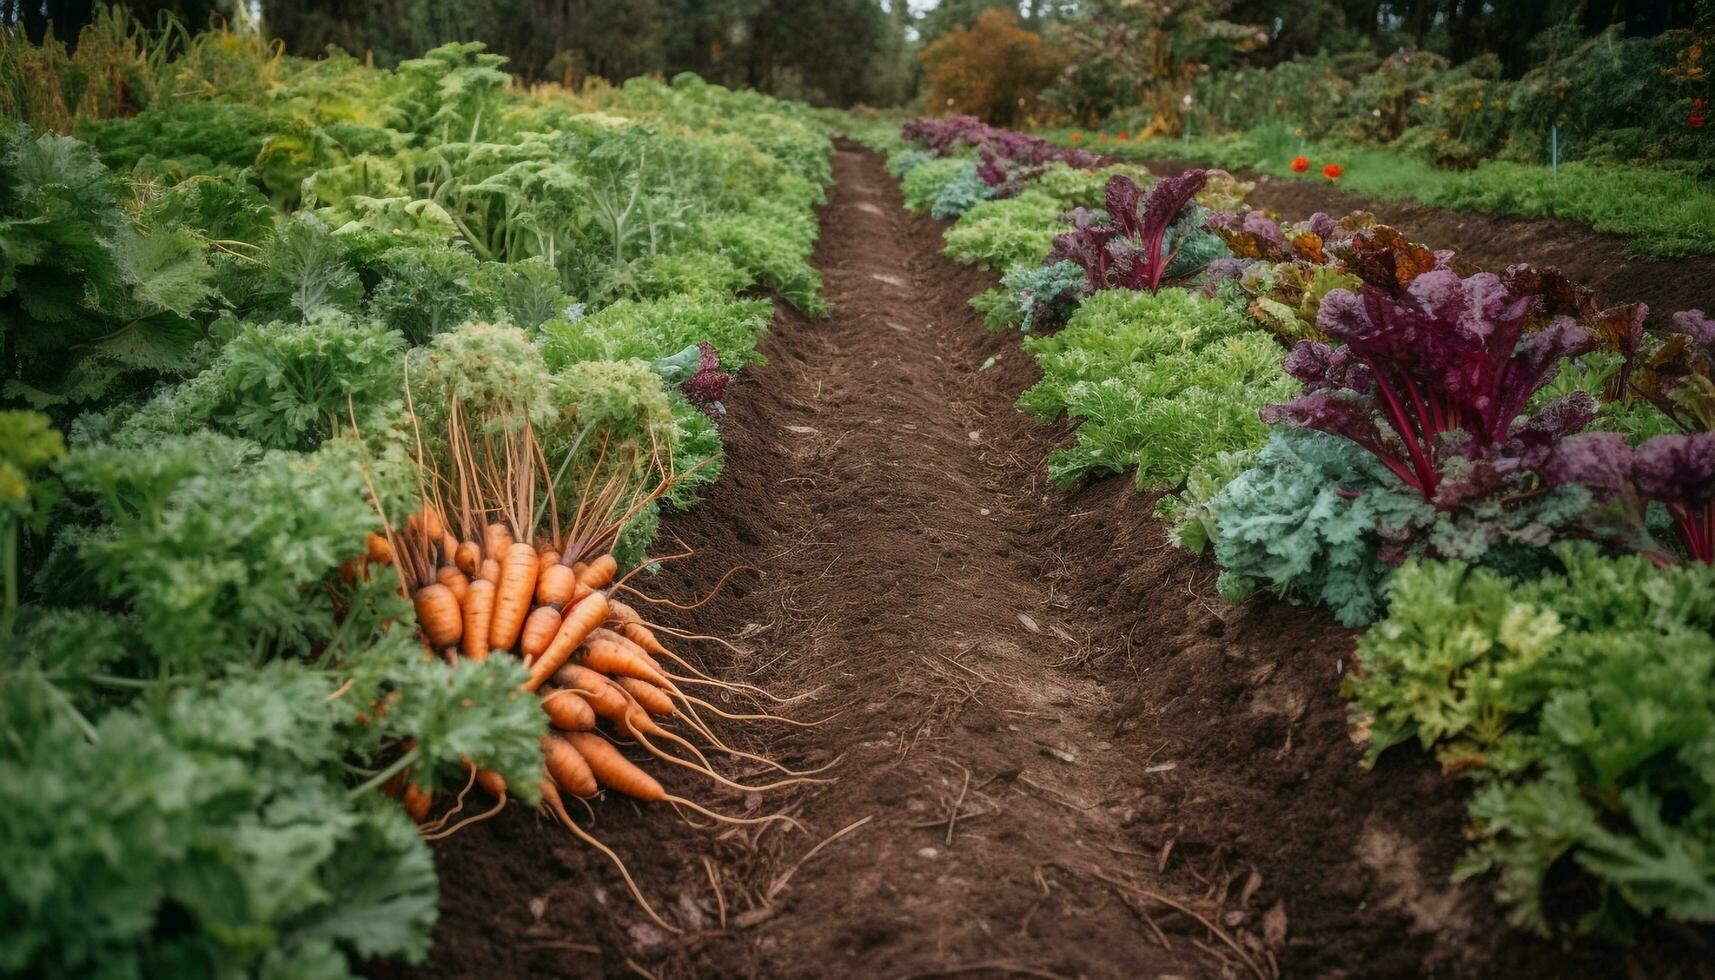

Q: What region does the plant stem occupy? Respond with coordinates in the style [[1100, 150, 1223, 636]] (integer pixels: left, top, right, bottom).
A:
[[349, 745, 420, 799]]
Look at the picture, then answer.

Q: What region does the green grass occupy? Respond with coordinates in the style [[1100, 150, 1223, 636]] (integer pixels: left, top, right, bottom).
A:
[[1036, 123, 1715, 259]]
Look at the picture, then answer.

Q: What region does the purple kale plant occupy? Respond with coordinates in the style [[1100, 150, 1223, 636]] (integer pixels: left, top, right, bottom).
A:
[[1260, 269, 1600, 507], [679, 340, 729, 421], [1546, 431, 1715, 563], [1047, 170, 1210, 295], [901, 116, 997, 154]]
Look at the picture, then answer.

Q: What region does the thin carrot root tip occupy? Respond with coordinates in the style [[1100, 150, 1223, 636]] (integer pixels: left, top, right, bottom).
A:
[[539, 782, 682, 935]]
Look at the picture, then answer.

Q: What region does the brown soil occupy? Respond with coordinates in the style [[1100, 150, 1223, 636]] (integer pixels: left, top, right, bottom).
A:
[[1142, 159, 1715, 323], [387, 143, 1715, 979]]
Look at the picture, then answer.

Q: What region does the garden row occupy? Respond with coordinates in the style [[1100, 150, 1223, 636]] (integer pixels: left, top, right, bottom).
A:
[[858, 114, 1715, 942], [1, 15, 829, 978]]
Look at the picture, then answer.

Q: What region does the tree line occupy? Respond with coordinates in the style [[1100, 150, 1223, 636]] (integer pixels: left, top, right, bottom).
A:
[[5, 0, 1706, 106]]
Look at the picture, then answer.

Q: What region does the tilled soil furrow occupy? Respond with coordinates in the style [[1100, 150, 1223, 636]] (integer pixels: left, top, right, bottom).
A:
[[637, 144, 1217, 979]]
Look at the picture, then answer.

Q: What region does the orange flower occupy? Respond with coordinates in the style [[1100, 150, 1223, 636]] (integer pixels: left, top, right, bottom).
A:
[[1071, 132, 1082, 143], [1117, 131, 1129, 141], [1322, 162, 1343, 181], [1290, 155, 1310, 173]]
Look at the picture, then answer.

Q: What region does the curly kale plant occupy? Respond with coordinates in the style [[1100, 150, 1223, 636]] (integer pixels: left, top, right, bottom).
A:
[[1019, 290, 1292, 487], [1210, 428, 1591, 626], [930, 164, 997, 220]]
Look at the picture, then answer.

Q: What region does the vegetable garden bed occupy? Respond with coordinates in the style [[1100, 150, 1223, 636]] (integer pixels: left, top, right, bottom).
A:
[[5, 12, 1713, 979]]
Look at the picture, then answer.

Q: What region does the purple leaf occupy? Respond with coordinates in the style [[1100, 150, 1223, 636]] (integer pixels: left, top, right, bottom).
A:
[[1672, 309, 1715, 345]]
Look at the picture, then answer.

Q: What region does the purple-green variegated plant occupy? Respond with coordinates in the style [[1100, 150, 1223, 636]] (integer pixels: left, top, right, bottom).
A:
[[1048, 171, 1209, 294]]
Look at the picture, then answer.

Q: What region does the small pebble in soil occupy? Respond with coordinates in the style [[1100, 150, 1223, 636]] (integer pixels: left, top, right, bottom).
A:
[[980, 508, 991, 515], [918, 847, 939, 859], [967, 431, 981, 441]]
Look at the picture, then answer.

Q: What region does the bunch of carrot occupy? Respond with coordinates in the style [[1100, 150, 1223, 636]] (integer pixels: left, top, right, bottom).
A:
[[355, 390, 824, 933]]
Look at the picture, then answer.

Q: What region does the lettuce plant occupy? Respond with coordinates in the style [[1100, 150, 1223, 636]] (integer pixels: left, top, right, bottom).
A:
[[1262, 269, 1599, 506]]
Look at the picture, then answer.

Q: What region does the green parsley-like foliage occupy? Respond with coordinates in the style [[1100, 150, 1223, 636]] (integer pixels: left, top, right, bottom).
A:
[[1347, 545, 1715, 936], [1017, 289, 1293, 487]]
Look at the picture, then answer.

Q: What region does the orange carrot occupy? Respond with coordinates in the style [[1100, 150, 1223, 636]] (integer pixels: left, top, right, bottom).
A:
[[475, 767, 506, 798], [441, 531, 460, 564], [519, 605, 562, 660], [413, 582, 462, 647], [489, 542, 540, 650], [581, 634, 671, 688], [606, 598, 642, 624], [615, 677, 674, 717], [478, 557, 500, 584], [542, 734, 598, 798], [589, 627, 661, 667], [553, 663, 631, 722], [524, 591, 610, 691], [564, 732, 663, 801], [621, 621, 670, 658], [401, 780, 433, 822], [569, 733, 800, 830], [535, 562, 579, 608], [454, 540, 480, 576], [436, 564, 470, 606], [460, 578, 496, 661], [604, 601, 673, 658], [540, 687, 597, 731], [366, 532, 393, 564], [577, 553, 618, 589], [483, 522, 513, 560]]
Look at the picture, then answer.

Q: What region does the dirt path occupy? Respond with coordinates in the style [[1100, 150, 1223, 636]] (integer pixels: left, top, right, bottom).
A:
[[398, 144, 1712, 980], [622, 143, 1231, 976]]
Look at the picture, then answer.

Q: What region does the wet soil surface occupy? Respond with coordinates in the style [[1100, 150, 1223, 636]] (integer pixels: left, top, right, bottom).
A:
[[393, 144, 1714, 979], [1141, 159, 1715, 322]]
